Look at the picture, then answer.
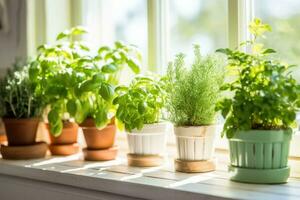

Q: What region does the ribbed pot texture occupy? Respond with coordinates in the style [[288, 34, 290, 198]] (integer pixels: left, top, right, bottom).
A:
[[174, 125, 217, 161], [228, 130, 292, 169], [127, 122, 168, 155]]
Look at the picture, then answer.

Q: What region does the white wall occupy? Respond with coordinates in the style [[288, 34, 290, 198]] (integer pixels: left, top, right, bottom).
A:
[[0, 0, 27, 76]]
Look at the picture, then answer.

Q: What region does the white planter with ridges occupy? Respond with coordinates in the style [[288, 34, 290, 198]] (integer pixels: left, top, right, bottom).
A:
[[174, 125, 216, 161], [127, 122, 169, 155]]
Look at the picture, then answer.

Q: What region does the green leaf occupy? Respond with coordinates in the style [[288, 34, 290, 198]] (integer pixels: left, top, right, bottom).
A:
[[50, 121, 63, 137], [56, 30, 70, 41], [101, 64, 118, 73], [98, 46, 110, 54], [28, 61, 39, 80], [71, 26, 88, 36], [216, 48, 232, 55], [79, 43, 90, 51], [48, 109, 60, 125], [94, 109, 108, 128], [92, 74, 104, 83], [115, 41, 125, 48], [66, 100, 77, 116], [127, 58, 140, 74], [115, 86, 128, 93], [74, 100, 84, 123], [99, 83, 114, 101], [138, 102, 146, 114], [262, 48, 276, 54], [79, 79, 99, 93]]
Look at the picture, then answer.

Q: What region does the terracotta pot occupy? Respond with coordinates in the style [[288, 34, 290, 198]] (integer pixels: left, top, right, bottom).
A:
[[3, 118, 39, 146], [47, 122, 79, 145], [82, 124, 116, 149], [0, 134, 7, 144]]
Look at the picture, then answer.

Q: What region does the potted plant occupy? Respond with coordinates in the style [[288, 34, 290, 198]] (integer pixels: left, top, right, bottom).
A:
[[165, 45, 224, 172], [45, 31, 142, 161], [77, 41, 142, 161], [216, 18, 300, 183], [31, 27, 91, 155], [114, 76, 168, 167], [0, 62, 47, 159]]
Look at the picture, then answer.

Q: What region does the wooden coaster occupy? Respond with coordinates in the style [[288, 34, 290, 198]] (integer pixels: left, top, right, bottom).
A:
[[175, 158, 216, 173], [83, 146, 118, 161], [1, 142, 48, 160], [127, 154, 163, 167], [49, 143, 80, 156]]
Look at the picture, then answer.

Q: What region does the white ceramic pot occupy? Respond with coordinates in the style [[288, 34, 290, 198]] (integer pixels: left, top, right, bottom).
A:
[[127, 122, 169, 155], [174, 125, 216, 161]]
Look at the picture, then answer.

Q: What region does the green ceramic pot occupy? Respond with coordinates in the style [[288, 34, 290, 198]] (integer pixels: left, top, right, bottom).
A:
[[228, 129, 292, 184]]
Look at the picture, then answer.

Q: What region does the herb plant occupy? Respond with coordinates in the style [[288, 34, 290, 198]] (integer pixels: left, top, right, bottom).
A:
[[216, 18, 300, 138], [113, 76, 166, 132], [32, 27, 142, 136], [0, 62, 42, 119], [165, 45, 224, 126]]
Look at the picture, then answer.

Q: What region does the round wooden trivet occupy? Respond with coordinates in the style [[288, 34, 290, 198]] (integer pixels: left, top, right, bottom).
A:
[[175, 158, 216, 173], [127, 153, 164, 167]]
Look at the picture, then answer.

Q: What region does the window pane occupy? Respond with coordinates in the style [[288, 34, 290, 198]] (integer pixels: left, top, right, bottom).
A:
[[255, 0, 300, 81], [83, 0, 148, 64], [169, 0, 228, 59]]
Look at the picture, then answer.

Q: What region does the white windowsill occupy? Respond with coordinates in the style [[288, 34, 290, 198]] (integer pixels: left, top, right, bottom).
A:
[[0, 147, 300, 200]]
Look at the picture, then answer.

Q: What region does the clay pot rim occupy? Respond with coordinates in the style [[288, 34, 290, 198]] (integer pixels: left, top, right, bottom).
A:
[[45, 121, 78, 128], [81, 123, 116, 130], [79, 117, 115, 128], [2, 118, 40, 122]]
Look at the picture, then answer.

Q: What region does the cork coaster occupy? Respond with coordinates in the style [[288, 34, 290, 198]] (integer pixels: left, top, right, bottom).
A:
[[127, 153, 164, 167], [175, 158, 216, 173]]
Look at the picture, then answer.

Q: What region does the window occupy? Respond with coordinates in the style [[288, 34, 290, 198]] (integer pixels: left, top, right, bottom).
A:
[[82, 0, 148, 65], [255, 0, 300, 81], [169, 0, 228, 59], [24, 0, 300, 158]]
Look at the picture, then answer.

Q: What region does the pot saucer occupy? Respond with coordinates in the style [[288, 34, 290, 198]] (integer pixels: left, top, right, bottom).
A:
[[127, 154, 164, 167], [83, 146, 118, 161], [0, 134, 6, 144], [175, 158, 216, 173], [49, 143, 80, 156], [1, 142, 48, 160]]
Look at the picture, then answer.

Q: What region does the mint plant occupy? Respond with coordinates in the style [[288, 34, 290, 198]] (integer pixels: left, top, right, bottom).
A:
[[216, 18, 300, 138], [165, 45, 225, 126], [113, 76, 166, 132], [32, 27, 142, 136]]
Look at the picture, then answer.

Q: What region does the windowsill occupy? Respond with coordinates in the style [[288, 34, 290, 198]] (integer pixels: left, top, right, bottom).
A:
[[0, 147, 300, 200]]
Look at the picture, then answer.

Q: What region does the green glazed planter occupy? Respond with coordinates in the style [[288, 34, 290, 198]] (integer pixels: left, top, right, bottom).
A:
[[228, 129, 292, 184]]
